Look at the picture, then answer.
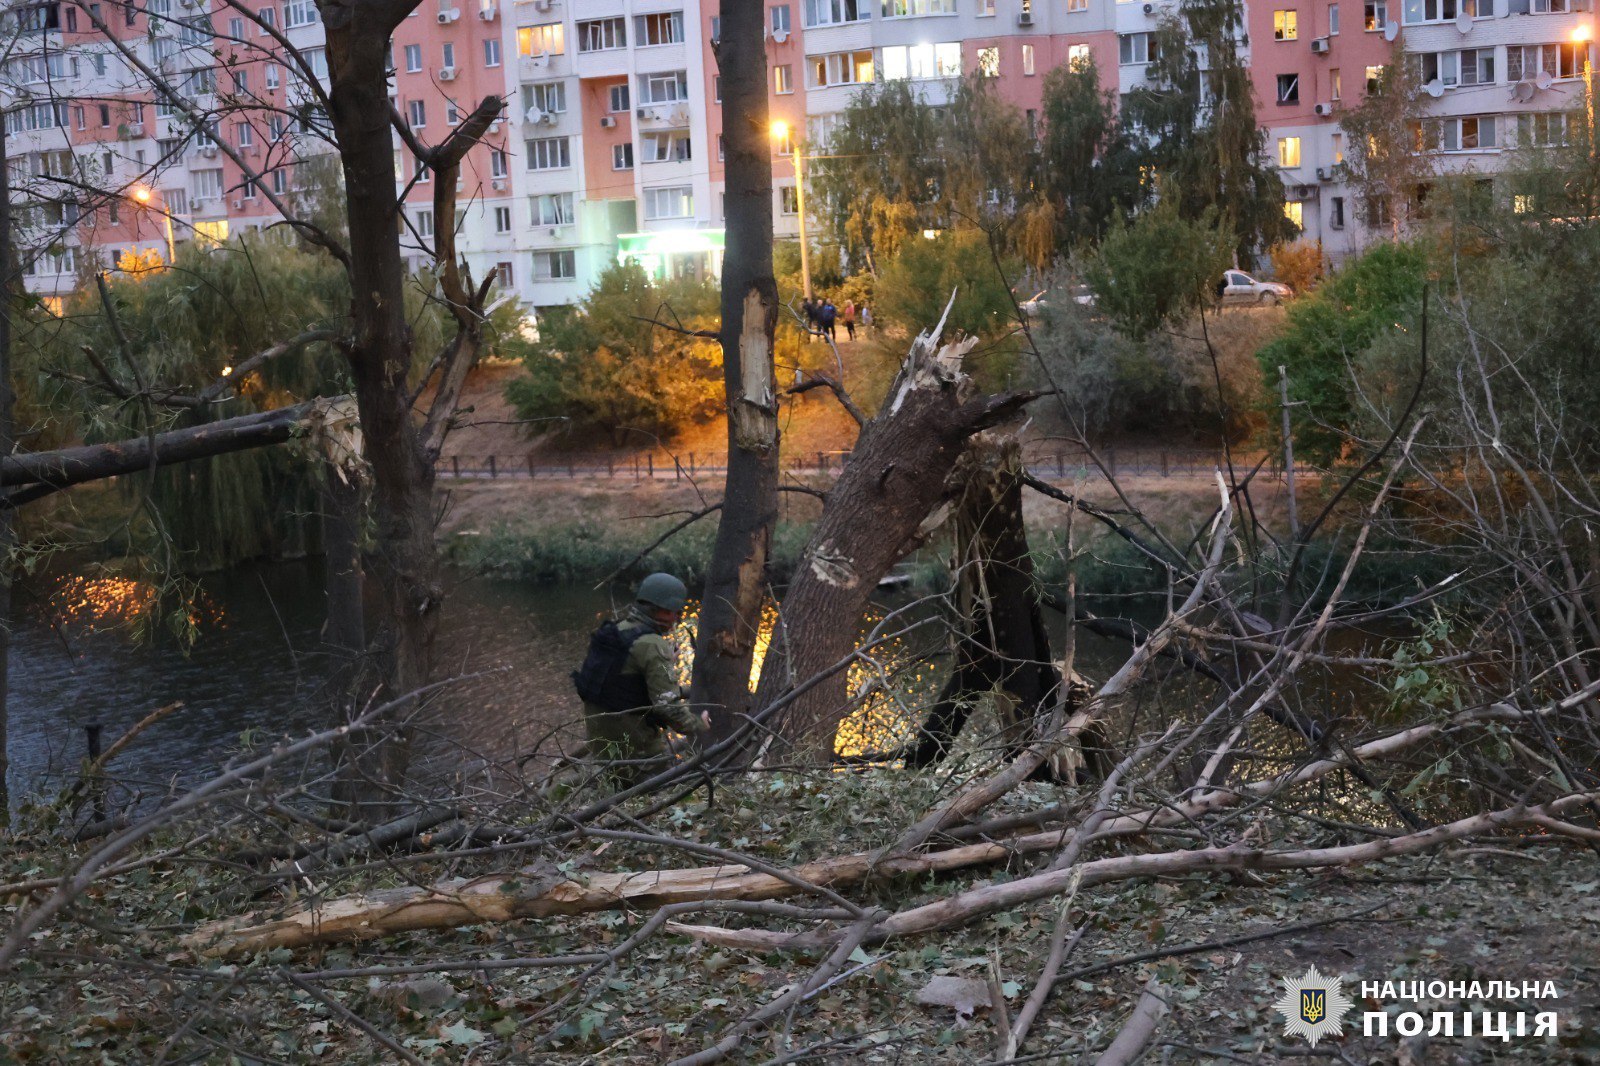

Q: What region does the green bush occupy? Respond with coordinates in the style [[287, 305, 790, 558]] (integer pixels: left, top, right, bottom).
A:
[[505, 263, 723, 444], [1084, 198, 1232, 340]]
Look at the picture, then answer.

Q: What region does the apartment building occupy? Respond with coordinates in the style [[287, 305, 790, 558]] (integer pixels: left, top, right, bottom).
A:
[[2, 0, 1594, 314]]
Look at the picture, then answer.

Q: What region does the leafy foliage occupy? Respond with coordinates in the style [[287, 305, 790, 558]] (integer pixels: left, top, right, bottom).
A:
[[1267, 239, 1325, 296], [505, 263, 723, 443], [1256, 241, 1426, 463], [1123, 1, 1297, 261], [1084, 196, 1233, 339], [1039, 57, 1143, 251], [872, 229, 1022, 345]]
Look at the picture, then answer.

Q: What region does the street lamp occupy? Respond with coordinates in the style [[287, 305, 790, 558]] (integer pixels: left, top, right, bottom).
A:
[[771, 119, 811, 300], [1576, 25, 1595, 155], [129, 183, 176, 265]]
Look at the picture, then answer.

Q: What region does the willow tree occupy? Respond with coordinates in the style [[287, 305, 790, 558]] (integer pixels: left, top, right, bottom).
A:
[[1040, 57, 1143, 250], [1124, 3, 1296, 262]]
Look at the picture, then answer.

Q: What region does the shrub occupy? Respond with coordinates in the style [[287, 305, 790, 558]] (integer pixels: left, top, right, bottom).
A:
[[1267, 239, 1325, 295], [1084, 198, 1233, 340]]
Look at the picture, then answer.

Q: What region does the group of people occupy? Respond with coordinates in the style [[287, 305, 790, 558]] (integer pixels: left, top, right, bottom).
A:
[[800, 296, 870, 342]]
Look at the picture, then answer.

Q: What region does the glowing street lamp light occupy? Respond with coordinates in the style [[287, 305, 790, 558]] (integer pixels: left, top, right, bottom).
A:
[[128, 184, 175, 265], [771, 119, 811, 299]]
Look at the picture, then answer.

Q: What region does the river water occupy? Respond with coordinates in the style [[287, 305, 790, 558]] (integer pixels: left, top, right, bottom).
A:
[[7, 560, 1151, 807]]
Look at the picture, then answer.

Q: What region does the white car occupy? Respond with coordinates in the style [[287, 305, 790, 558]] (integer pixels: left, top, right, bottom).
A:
[[1219, 270, 1292, 306]]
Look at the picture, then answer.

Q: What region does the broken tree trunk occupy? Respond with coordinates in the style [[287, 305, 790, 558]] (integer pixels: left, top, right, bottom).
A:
[[750, 308, 1037, 765], [184, 787, 1600, 957], [906, 435, 1092, 776]]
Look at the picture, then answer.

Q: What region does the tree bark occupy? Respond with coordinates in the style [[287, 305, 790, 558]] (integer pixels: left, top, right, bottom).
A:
[[0, 402, 315, 498], [907, 436, 1088, 774], [693, 0, 780, 739], [324, 2, 443, 806], [0, 122, 13, 823], [749, 320, 1036, 764]]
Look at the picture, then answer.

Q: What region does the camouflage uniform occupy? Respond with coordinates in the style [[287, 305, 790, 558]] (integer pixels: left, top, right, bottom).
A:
[[581, 605, 706, 785]]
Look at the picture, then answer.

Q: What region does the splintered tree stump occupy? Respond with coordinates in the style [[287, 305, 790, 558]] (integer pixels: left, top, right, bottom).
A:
[[748, 308, 1038, 765]]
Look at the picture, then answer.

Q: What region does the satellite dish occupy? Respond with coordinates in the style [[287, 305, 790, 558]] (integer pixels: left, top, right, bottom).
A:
[[1536, 69, 1555, 90], [1425, 78, 1444, 96], [1514, 79, 1536, 101], [1455, 10, 1472, 31], [1383, 18, 1400, 39]]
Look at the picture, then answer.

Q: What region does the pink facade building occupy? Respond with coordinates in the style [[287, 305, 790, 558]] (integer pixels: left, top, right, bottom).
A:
[[3, 0, 1594, 311]]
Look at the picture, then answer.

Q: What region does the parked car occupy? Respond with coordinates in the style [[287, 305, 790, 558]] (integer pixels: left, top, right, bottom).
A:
[[1219, 270, 1292, 306]]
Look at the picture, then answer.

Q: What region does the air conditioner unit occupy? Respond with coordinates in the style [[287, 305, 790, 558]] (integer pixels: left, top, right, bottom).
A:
[[600, 115, 617, 128], [533, 0, 551, 9], [548, 226, 560, 236], [1143, 2, 1154, 12], [478, 3, 497, 17], [772, 27, 789, 42], [1310, 36, 1330, 53], [232, 198, 244, 209], [1294, 183, 1314, 199], [436, 7, 460, 21], [539, 110, 557, 125], [199, 145, 217, 157], [1017, 10, 1033, 24], [1313, 101, 1334, 115], [492, 178, 506, 190], [1316, 165, 1334, 180], [438, 66, 457, 80]]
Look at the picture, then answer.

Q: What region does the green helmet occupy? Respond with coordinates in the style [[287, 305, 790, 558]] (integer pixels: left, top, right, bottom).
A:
[[636, 572, 688, 613]]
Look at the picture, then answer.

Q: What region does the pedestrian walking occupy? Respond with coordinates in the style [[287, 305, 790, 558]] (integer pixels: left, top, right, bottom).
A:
[[819, 299, 837, 341], [842, 300, 857, 341], [860, 304, 873, 331]]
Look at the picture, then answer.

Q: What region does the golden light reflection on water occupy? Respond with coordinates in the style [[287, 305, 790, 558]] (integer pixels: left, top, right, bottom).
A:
[[42, 575, 223, 638], [675, 601, 937, 759]]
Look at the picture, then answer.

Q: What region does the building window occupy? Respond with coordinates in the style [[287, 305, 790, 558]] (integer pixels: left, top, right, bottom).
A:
[[1330, 67, 1341, 99], [774, 125, 793, 154], [404, 44, 422, 71], [1402, 0, 1475, 22], [1363, 0, 1387, 28], [1365, 64, 1384, 93], [979, 0, 995, 12], [442, 41, 456, 68], [977, 46, 999, 77], [1284, 200, 1304, 226], [1328, 2, 1340, 31], [266, 64, 280, 89], [1434, 114, 1497, 150], [803, 0, 869, 25], [643, 185, 693, 219], [414, 209, 435, 238], [772, 4, 792, 32], [717, 133, 725, 161], [1332, 132, 1344, 161], [1274, 10, 1298, 38], [519, 22, 566, 56], [1277, 73, 1300, 103], [775, 64, 794, 93], [1068, 43, 1091, 69], [484, 38, 500, 65], [446, 101, 461, 126], [259, 6, 276, 30], [635, 11, 684, 45], [576, 17, 625, 51], [1330, 195, 1345, 227], [1118, 33, 1153, 65], [780, 185, 799, 214], [236, 120, 254, 146], [284, 0, 317, 26], [1507, 43, 1580, 81], [525, 135, 571, 170], [532, 192, 575, 224], [408, 99, 426, 127], [609, 84, 630, 111], [533, 250, 576, 280], [880, 43, 960, 79], [524, 81, 567, 113], [1514, 111, 1571, 146], [613, 142, 634, 169], [496, 261, 514, 287], [642, 130, 692, 162], [1022, 44, 1035, 75], [271, 169, 287, 195], [639, 70, 690, 103], [881, 0, 956, 15], [491, 148, 508, 178], [1278, 135, 1301, 166], [809, 49, 875, 86]]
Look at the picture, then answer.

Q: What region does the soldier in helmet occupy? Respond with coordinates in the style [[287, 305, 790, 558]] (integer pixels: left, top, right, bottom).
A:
[[573, 572, 710, 786]]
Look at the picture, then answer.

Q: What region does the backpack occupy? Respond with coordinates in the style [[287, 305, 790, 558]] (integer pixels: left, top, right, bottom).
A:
[[572, 620, 652, 713]]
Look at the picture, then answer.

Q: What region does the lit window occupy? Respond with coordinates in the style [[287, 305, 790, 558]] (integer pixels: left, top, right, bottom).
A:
[[519, 22, 566, 56], [978, 47, 999, 77], [1068, 43, 1091, 70], [1022, 44, 1035, 75], [1284, 200, 1304, 226], [775, 64, 794, 93], [1278, 135, 1302, 166], [1274, 10, 1298, 39]]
